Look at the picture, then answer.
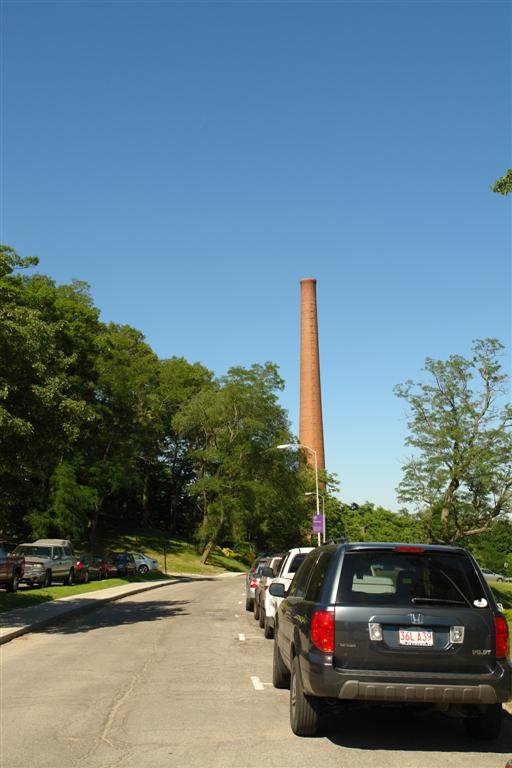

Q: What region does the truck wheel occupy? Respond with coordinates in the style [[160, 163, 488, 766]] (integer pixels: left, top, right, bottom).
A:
[[272, 632, 290, 689], [6, 572, 20, 593], [463, 704, 502, 740], [42, 570, 52, 588], [63, 568, 74, 586], [290, 656, 320, 737]]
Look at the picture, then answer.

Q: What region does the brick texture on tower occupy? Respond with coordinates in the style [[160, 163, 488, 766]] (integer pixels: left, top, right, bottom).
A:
[[299, 278, 325, 472]]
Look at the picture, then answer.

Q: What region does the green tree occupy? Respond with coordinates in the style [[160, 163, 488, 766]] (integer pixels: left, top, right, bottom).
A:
[[395, 339, 512, 543], [491, 169, 512, 195], [174, 362, 305, 558], [0, 248, 102, 538]]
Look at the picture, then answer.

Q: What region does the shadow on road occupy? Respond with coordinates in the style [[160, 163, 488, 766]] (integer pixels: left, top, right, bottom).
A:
[[322, 704, 512, 754], [32, 598, 191, 635]]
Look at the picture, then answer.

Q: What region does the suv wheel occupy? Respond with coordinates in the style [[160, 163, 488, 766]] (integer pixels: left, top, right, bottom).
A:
[[138, 564, 149, 574], [258, 604, 266, 629], [290, 656, 320, 737], [253, 596, 260, 621], [272, 633, 290, 689], [463, 704, 502, 740], [245, 598, 253, 612]]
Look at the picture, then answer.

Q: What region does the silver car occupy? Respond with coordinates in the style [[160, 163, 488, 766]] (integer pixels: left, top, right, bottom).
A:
[[480, 567, 506, 583]]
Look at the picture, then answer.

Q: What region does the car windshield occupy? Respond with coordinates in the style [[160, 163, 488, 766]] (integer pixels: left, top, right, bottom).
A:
[[337, 550, 483, 607], [13, 545, 51, 558]]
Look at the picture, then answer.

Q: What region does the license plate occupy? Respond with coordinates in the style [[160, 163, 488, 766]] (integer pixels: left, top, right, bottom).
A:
[[399, 628, 433, 646]]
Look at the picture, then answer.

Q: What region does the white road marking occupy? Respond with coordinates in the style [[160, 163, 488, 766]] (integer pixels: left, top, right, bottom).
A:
[[239, 633, 246, 641], [238, 600, 243, 604], [251, 676, 265, 691]]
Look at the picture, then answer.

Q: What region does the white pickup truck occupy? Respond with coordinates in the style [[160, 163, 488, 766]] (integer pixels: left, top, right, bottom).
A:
[[259, 546, 313, 638]]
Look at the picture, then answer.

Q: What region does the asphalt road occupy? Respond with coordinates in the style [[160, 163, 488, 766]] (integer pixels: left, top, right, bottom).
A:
[[1, 574, 511, 768]]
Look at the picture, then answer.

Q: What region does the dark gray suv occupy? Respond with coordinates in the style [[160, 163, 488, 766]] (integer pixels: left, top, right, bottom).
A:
[[270, 541, 511, 739]]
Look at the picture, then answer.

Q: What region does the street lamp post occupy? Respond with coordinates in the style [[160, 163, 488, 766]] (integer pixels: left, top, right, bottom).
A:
[[277, 442, 321, 545]]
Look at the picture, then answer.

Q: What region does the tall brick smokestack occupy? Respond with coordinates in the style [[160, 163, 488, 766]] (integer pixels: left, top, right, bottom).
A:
[[299, 278, 325, 472]]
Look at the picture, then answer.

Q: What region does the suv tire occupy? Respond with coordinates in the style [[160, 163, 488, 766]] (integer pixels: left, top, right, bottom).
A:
[[272, 632, 290, 689], [138, 564, 149, 574], [253, 596, 260, 621], [245, 598, 253, 612], [463, 704, 502, 740], [290, 656, 320, 737], [258, 604, 265, 629]]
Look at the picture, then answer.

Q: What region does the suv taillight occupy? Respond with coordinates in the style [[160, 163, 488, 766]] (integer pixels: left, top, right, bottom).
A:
[[249, 577, 258, 588], [495, 616, 509, 659], [311, 610, 335, 653]]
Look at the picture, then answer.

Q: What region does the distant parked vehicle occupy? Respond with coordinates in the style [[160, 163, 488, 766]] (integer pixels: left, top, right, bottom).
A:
[[79, 554, 110, 580], [132, 552, 159, 574], [480, 567, 506, 583], [73, 556, 91, 584], [253, 554, 283, 625], [13, 540, 75, 587], [260, 546, 313, 638], [245, 557, 269, 611], [0, 545, 24, 592], [111, 552, 136, 577]]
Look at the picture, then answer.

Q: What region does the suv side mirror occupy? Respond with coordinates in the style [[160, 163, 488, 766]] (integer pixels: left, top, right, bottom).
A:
[[269, 583, 286, 598]]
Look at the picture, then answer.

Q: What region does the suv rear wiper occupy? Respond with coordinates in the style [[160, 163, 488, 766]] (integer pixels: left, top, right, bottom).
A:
[[411, 597, 467, 606]]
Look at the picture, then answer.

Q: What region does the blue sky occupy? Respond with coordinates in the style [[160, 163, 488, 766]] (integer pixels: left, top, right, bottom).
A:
[[2, 1, 510, 511]]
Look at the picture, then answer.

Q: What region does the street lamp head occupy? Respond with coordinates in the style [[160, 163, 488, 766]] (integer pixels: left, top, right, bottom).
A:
[[276, 443, 294, 450]]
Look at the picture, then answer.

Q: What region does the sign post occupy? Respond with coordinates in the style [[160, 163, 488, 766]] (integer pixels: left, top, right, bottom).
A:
[[312, 514, 324, 546]]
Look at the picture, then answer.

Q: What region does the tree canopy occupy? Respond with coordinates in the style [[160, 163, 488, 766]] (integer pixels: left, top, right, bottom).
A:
[[395, 339, 512, 543], [0, 246, 309, 552], [491, 169, 512, 195]]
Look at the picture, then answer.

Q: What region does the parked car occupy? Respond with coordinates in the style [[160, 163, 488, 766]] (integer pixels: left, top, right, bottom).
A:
[[245, 557, 269, 611], [260, 546, 313, 638], [270, 541, 511, 740], [111, 552, 136, 576], [253, 554, 283, 625], [132, 552, 159, 574], [0, 544, 24, 592], [73, 556, 91, 583], [480, 567, 506, 583], [79, 554, 110, 580], [13, 539, 75, 587]]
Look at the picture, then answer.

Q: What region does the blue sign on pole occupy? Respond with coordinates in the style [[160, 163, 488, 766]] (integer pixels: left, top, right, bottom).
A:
[[312, 514, 324, 533]]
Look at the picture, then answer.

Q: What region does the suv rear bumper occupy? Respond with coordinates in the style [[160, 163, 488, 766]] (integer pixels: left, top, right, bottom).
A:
[[302, 656, 512, 704]]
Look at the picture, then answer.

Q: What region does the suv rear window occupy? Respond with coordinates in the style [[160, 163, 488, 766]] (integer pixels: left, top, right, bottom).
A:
[[337, 550, 483, 607]]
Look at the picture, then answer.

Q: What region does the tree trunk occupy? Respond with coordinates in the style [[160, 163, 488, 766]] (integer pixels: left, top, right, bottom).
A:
[[201, 540, 214, 564]]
